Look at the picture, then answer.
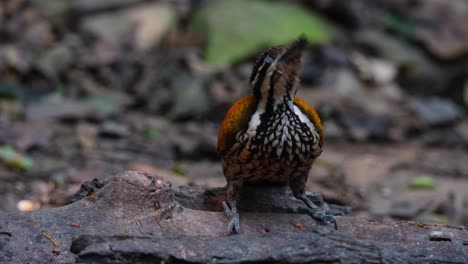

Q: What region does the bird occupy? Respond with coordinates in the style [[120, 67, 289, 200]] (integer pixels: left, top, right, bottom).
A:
[[217, 37, 336, 235]]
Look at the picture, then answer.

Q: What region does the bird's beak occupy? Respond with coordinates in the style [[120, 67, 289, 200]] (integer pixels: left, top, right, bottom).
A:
[[279, 37, 307, 65]]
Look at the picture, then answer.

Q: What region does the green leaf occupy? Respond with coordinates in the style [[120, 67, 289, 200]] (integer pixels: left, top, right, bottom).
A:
[[0, 146, 34, 171], [408, 175, 436, 189], [85, 96, 117, 119], [190, 0, 338, 66], [142, 127, 160, 141], [55, 82, 66, 96], [383, 13, 414, 39], [171, 164, 185, 176]]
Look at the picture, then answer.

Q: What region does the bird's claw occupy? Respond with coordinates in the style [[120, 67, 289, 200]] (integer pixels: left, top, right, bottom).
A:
[[223, 201, 240, 235], [227, 212, 240, 235], [310, 208, 338, 230]]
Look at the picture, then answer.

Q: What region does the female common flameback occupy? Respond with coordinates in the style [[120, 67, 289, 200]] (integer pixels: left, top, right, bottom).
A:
[[218, 38, 336, 235]]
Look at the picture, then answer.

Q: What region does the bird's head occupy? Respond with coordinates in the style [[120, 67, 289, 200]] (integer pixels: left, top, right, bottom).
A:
[[250, 37, 307, 111]]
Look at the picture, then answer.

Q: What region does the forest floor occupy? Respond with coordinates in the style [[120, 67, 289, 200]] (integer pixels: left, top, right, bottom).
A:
[[1, 0, 468, 227]]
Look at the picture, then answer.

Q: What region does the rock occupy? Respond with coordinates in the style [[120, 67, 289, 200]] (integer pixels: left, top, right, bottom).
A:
[[142, 65, 207, 117], [326, 69, 405, 119], [353, 30, 443, 94], [351, 53, 397, 85], [0, 121, 53, 151], [418, 128, 466, 148], [0, 45, 32, 73], [390, 199, 434, 220], [22, 20, 55, 50], [455, 119, 468, 145], [416, 213, 452, 226], [339, 113, 394, 141], [99, 121, 130, 138], [412, 1, 468, 60], [176, 183, 349, 216], [0, 179, 45, 211], [127, 162, 190, 187], [76, 123, 98, 149], [353, 30, 427, 69], [25, 94, 121, 122], [35, 40, 75, 79], [67, 174, 112, 204], [176, 161, 224, 187], [168, 74, 210, 120], [209, 68, 246, 108], [299, 68, 411, 141], [322, 120, 345, 139], [84, 96, 122, 120], [344, 1, 468, 60], [25, 94, 89, 122], [301, 44, 352, 85], [333, 69, 363, 99], [71, 231, 405, 263], [167, 121, 218, 159], [71, 0, 144, 14], [0, 81, 25, 101], [414, 22, 468, 60], [31, 0, 71, 27], [1, 171, 466, 263], [410, 97, 463, 126], [66, 70, 135, 107], [80, 3, 175, 51]]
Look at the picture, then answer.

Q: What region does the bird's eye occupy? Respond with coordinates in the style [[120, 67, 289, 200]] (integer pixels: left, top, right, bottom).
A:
[[265, 55, 274, 64]]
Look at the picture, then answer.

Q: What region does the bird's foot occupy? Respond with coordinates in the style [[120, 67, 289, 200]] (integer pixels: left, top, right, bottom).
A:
[[222, 201, 240, 235], [309, 207, 337, 230]]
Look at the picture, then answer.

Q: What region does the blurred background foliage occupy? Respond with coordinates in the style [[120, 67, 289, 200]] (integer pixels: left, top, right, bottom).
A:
[[0, 0, 468, 225]]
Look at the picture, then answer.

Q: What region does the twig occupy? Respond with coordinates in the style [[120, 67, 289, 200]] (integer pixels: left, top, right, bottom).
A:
[[40, 231, 58, 247]]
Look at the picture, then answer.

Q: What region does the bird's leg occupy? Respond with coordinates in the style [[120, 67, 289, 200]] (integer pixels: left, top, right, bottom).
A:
[[298, 194, 337, 229], [290, 175, 337, 229], [223, 180, 242, 235]]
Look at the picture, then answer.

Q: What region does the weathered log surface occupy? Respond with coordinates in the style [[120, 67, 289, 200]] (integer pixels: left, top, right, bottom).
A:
[[0, 171, 467, 263]]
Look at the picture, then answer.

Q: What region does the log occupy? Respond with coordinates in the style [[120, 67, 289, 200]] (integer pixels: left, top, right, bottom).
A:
[[0, 171, 467, 263]]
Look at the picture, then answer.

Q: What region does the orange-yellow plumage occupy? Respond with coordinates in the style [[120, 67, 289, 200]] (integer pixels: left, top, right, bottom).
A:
[[293, 97, 324, 145], [217, 95, 256, 155]]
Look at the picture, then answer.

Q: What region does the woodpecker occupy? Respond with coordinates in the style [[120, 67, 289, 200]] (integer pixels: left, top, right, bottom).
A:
[[217, 38, 336, 235]]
